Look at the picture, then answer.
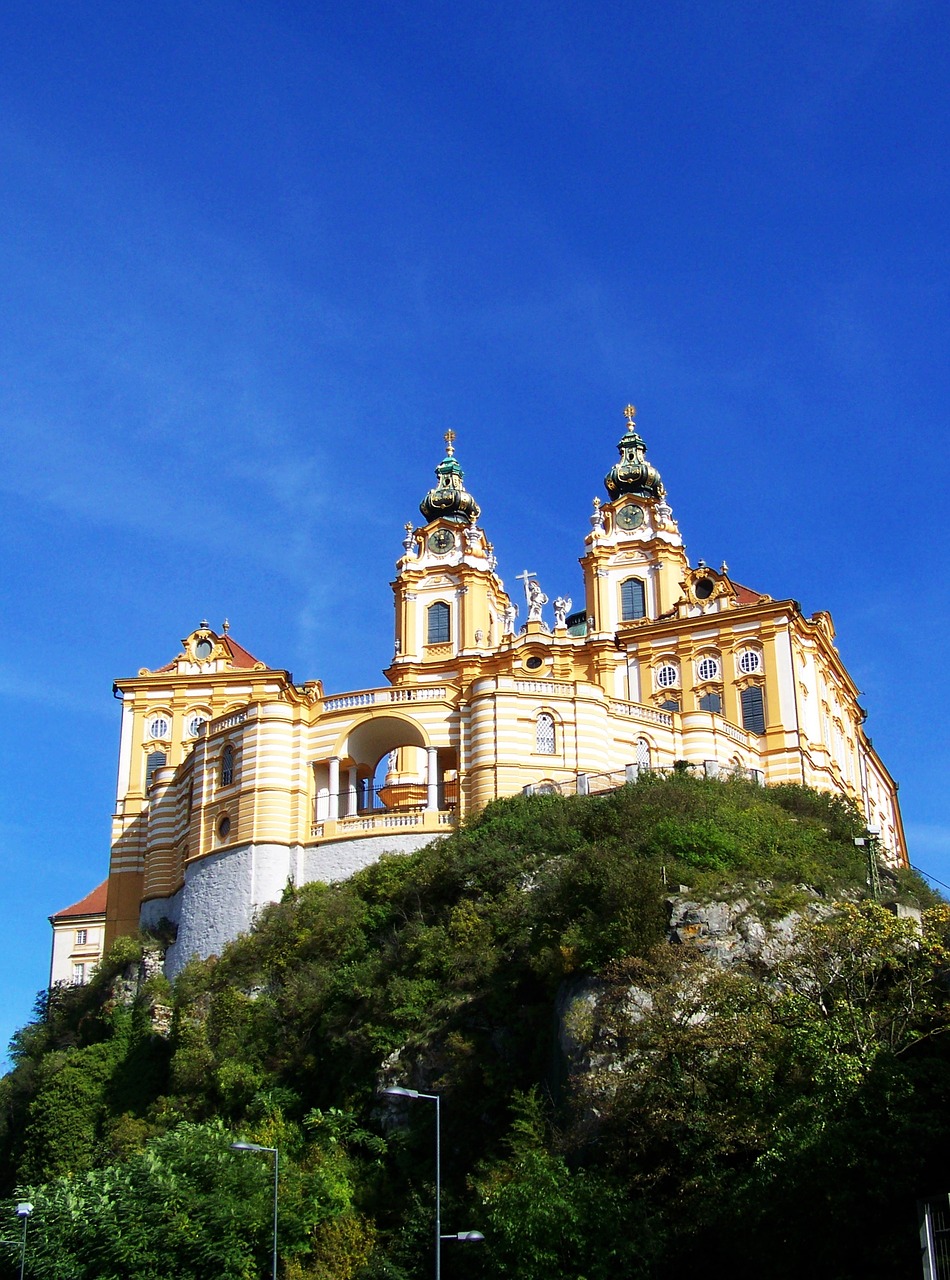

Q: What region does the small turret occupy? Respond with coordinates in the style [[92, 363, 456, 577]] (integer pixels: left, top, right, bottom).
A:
[[604, 405, 665, 502], [420, 430, 481, 524]]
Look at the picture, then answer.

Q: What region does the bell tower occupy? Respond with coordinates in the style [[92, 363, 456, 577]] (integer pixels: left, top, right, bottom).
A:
[[387, 431, 512, 684], [580, 406, 689, 638]]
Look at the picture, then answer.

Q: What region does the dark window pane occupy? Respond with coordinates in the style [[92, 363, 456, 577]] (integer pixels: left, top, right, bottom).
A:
[[741, 686, 766, 734], [427, 601, 451, 644], [146, 751, 166, 785], [620, 578, 646, 621]]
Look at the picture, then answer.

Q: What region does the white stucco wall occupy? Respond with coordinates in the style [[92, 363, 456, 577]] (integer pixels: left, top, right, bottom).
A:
[[153, 831, 446, 976]]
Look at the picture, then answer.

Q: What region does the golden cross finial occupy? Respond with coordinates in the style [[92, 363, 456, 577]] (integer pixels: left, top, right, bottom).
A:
[[444, 429, 456, 456], [624, 404, 637, 428]]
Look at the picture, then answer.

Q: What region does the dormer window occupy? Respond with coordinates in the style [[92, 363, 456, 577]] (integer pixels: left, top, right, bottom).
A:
[[195, 638, 214, 659], [427, 601, 451, 644]]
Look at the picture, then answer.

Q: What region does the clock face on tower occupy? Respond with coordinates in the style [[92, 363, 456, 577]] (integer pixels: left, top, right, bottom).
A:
[[616, 503, 645, 531], [427, 528, 456, 555]]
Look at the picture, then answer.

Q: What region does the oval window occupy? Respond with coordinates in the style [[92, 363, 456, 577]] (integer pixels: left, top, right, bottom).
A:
[[525, 656, 544, 670]]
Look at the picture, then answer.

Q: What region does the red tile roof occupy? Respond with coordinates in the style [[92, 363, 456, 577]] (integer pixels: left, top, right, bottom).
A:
[[733, 581, 767, 605], [153, 632, 265, 673], [221, 636, 262, 668], [51, 880, 108, 921]]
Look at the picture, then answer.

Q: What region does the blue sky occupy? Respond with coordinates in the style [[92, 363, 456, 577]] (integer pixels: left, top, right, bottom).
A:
[[1, 0, 948, 1061]]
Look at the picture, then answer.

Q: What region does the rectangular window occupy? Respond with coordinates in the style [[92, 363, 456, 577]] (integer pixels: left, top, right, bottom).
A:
[[699, 692, 722, 714], [740, 685, 766, 735], [427, 601, 451, 644], [146, 750, 167, 786], [620, 579, 646, 621], [535, 714, 556, 754], [75, 929, 88, 946], [72, 963, 85, 985]]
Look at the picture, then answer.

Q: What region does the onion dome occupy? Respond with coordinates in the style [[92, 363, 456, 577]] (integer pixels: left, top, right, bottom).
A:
[[604, 405, 665, 502], [419, 430, 481, 524]]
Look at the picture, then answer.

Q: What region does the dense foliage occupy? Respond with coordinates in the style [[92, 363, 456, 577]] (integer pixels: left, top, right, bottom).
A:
[[0, 775, 946, 1278]]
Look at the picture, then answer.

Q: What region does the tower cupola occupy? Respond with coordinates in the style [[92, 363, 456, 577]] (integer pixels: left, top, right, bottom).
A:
[[604, 405, 665, 502], [420, 431, 481, 524]]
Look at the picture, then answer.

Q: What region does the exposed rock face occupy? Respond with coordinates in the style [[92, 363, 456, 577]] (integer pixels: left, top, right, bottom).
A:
[[666, 889, 834, 968], [557, 889, 834, 1080]]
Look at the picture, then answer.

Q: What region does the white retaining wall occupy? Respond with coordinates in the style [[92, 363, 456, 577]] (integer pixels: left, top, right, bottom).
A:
[[144, 831, 444, 976]]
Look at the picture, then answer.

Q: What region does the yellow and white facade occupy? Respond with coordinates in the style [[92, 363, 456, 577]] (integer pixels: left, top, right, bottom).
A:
[[104, 409, 907, 972]]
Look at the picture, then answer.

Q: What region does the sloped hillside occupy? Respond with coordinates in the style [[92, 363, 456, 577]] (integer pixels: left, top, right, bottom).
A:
[[1, 775, 945, 1280]]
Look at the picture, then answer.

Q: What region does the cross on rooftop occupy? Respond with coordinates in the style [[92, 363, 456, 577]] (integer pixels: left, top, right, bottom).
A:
[[444, 429, 456, 455], [624, 404, 637, 428]]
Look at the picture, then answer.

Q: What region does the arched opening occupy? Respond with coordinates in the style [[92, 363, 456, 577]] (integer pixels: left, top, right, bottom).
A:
[[312, 715, 457, 823]]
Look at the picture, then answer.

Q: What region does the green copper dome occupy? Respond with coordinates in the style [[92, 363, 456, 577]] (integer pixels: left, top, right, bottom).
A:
[[604, 405, 665, 502], [420, 431, 481, 524]]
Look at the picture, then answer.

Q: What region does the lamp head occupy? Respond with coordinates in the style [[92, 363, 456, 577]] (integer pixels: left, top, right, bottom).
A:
[[382, 1086, 419, 1098], [16, 1202, 33, 1219]]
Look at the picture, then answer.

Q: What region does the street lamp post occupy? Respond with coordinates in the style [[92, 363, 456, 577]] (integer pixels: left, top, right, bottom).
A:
[[382, 1086, 484, 1280], [15, 1202, 32, 1280], [230, 1142, 279, 1280]]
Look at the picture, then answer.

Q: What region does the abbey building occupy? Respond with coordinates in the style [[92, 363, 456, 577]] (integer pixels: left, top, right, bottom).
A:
[[102, 408, 907, 973]]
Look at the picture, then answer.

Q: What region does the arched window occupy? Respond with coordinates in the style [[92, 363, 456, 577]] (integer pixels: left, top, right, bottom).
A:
[[427, 601, 451, 644], [221, 744, 235, 787], [620, 578, 646, 622], [535, 712, 556, 754], [636, 737, 651, 770], [699, 691, 722, 713], [146, 751, 166, 786], [740, 686, 766, 734]]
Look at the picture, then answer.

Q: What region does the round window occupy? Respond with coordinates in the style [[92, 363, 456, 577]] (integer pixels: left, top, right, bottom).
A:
[[656, 663, 678, 689], [195, 638, 214, 659], [218, 814, 231, 840], [697, 656, 720, 682], [148, 716, 169, 740], [738, 650, 761, 675], [694, 578, 714, 600], [187, 715, 206, 738], [525, 655, 544, 670]]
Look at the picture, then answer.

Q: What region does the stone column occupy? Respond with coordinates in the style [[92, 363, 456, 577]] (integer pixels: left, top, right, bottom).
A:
[[328, 756, 340, 819], [426, 746, 439, 811], [346, 766, 358, 817]]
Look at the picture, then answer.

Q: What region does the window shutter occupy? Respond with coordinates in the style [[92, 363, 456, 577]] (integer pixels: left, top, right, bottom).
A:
[[427, 601, 451, 644], [146, 751, 166, 785], [620, 578, 646, 621], [740, 686, 766, 734]]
